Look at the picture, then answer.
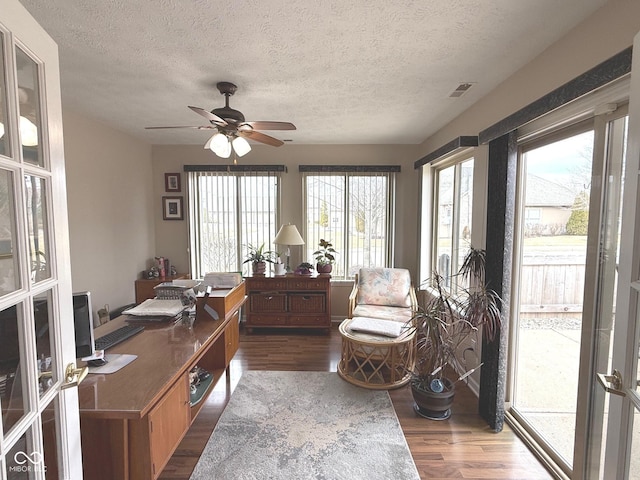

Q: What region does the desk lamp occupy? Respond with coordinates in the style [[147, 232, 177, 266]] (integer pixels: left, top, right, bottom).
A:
[[274, 224, 305, 272]]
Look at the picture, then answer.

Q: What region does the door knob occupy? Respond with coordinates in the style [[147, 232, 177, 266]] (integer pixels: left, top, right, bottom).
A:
[[61, 363, 89, 390]]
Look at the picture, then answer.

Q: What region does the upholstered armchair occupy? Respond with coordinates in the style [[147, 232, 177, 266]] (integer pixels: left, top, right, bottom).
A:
[[348, 268, 418, 323]]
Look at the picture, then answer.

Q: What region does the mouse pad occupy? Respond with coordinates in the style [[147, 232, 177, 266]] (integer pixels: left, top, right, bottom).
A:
[[88, 354, 137, 374]]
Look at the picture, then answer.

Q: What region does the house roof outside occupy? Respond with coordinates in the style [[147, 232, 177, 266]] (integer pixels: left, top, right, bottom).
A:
[[525, 174, 577, 208]]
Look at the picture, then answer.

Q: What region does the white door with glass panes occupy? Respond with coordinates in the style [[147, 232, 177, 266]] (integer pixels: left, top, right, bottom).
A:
[[0, 1, 83, 479], [590, 29, 640, 480]]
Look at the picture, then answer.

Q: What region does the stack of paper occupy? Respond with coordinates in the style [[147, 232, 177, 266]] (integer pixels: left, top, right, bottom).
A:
[[123, 299, 185, 321]]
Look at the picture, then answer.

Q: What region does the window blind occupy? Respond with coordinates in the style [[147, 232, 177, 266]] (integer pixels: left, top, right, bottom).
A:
[[301, 166, 398, 279], [186, 166, 282, 278]]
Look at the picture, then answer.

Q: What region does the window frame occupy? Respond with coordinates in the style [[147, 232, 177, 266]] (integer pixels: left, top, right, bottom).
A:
[[300, 165, 399, 281], [185, 165, 284, 278], [430, 154, 475, 293]]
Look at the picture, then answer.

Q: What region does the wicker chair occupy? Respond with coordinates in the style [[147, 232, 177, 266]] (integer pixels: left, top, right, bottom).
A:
[[338, 268, 418, 389]]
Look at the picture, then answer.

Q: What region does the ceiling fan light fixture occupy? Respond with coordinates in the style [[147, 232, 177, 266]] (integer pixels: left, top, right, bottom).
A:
[[210, 132, 229, 150], [213, 142, 231, 158], [19, 116, 38, 146], [232, 136, 251, 157], [205, 132, 232, 158], [203, 133, 216, 150]]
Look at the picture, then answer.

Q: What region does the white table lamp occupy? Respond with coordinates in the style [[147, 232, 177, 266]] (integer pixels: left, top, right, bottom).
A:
[[274, 224, 305, 272]]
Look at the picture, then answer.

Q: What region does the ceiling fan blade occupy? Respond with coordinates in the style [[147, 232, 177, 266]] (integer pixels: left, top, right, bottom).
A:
[[238, 130, 284, 147], [188, 106, 227, 126], [145, 125, 216, 130], [240, 121, 296, 131]]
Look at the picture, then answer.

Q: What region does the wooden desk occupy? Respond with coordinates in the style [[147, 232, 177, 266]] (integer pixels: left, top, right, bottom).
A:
[[79, 283, 245, 480]]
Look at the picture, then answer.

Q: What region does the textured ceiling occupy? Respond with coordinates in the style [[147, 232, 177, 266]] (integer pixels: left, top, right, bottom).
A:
[[19, 0, 608, 146]]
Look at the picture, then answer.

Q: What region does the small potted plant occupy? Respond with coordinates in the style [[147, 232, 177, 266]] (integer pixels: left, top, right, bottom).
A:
[[294, 262, 314, 276], [273, 253, 286, 276], [313, 239, 337, 274], [243, 243, 275, 275], [407, 247, 502, 420]]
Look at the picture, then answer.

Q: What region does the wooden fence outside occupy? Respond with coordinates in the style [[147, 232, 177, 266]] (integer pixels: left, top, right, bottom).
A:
[[519, 252, 585, 323]]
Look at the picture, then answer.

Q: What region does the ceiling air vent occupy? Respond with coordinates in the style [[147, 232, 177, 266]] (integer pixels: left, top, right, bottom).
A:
[[449, 83, 474, 98]]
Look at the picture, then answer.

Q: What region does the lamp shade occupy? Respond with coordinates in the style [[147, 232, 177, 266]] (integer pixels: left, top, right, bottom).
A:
[[204, 132, 232, 158], [274, 224, 305, 245], [232, 136, 251, 157], [210, 132, 229, 150], [19, 116, 38, 146]]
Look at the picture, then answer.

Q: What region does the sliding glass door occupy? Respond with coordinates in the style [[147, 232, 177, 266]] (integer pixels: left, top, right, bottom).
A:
[[509, 105, 630, 477], [511, 124, 595, 471]]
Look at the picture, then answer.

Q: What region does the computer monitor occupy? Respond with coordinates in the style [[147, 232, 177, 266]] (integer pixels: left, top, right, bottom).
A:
[[73, 291, 95, 359]]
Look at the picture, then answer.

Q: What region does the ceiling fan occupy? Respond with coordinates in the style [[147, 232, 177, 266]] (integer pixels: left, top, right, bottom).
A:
[[145, 81, 296, 158]]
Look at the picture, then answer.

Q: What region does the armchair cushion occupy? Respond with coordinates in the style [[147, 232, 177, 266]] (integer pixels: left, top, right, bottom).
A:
[[356, 268, 412, 308], [352, 304, 414, 323]]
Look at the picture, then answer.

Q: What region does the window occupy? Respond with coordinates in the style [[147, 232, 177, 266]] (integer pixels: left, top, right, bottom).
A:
[[186, 165, 283, 278], [301, 166, 398, 280], [432, 158, 474, 289]]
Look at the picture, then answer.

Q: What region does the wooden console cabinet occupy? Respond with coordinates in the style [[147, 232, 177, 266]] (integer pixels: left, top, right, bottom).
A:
[[79, 282, 245, 480], [245, 274, 331, 333]]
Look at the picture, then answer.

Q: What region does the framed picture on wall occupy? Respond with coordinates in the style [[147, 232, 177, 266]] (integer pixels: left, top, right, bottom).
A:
[[165, 173, 181, 192], [162, 196, 183, 220]]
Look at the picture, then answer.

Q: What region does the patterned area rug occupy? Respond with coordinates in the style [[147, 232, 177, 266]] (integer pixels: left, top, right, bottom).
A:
[[190, 371, 420, 480]]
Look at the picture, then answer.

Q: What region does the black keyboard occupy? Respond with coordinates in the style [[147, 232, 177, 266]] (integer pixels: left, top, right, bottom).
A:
[[94, 324, 144, 351]]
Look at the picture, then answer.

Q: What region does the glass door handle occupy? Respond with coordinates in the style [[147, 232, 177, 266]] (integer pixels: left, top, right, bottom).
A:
[[596, 369, 626, 397], [61, 363, 89, 390]]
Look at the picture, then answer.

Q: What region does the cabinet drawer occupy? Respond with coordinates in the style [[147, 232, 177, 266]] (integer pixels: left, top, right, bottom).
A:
[[248, 279, 287, 290], [247, 315, 287, 326], [287, 278, 327, 290], [250, 293, 287, 312], [289, 315, 329, 326], [289, 294, 325, 313]]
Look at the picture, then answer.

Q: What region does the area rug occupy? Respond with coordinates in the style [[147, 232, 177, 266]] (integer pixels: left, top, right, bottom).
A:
[[189, 371, 420, 480]]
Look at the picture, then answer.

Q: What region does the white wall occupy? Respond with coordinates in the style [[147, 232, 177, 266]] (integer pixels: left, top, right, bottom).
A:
[[63, 109, 155, 316]]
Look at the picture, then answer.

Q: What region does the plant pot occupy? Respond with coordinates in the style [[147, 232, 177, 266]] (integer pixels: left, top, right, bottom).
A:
[[316, 263, 333, 274], [411, 378, 455, 420], [252, 261, 266, 275]]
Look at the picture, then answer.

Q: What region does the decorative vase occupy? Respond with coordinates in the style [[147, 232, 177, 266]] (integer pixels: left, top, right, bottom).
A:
[[274, 263, 286, 276], [316, 263, 333, 274], [411, 378, 455, 420], [252, 261, 266, 275]]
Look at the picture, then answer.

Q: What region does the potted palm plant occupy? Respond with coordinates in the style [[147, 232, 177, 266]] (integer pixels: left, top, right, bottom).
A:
[[313, 239, 337, 274], [243, 243, 275, 275], [408, 247, 502, 420]]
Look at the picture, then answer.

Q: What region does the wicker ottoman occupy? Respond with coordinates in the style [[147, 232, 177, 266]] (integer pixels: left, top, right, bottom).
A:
[[337, 318, 415, 390]]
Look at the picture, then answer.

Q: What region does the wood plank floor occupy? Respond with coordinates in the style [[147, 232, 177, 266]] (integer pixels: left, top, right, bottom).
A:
[[159, 325, 552, 480]]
